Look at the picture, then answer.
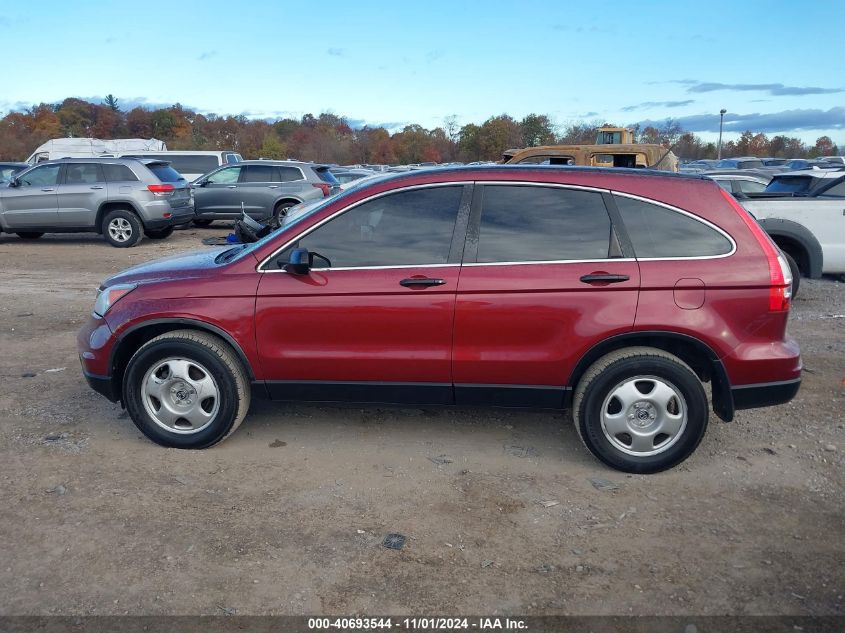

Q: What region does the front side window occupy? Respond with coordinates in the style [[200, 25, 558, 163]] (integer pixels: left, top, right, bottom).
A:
[[206, 166, 241, 184], [614, 195, 733, 258], [65, 163, 103, 185], [18, 164, 61, 187], [281, 186, 463, 268], [477, 185, 613, 263]]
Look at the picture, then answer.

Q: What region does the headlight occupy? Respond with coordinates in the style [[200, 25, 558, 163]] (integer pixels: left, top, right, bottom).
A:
[[93, 283, 137, 317]]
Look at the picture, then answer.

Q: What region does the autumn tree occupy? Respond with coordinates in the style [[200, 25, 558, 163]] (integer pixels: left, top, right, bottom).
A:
[[521, 113, 556, 147]]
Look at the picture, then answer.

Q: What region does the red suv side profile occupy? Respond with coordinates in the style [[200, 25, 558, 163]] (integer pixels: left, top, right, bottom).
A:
[[78, 166, 801, 473]]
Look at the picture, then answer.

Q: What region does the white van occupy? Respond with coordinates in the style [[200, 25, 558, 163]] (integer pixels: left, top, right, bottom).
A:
[[117, 151, 243, 182], [26, 138, 167, 164]]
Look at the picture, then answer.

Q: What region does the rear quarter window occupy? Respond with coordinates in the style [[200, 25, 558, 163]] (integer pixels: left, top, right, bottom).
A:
[[102, 163, 139, 182], [614, 194, 733, 258]]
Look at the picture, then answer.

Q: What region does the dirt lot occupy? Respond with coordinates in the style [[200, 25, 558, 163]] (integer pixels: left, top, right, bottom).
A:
[[0, 228, 842, 617]]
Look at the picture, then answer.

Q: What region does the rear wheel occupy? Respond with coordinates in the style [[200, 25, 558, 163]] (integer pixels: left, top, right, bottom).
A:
[[16, 232, 44, 239], [123, 330, 250, 449], [270, 201, 297, 229], [144, 226, 174, 240], [193, 219, 214, 227], [573, 347, 709, 473], [103, 209, 143, 247]]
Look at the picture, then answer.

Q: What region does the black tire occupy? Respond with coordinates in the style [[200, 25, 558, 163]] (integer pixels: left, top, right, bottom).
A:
[[123, 330, 250, 449], [103, 209, 143, 248], [270, 201, 297, 229], [783, 252, 800, 298], [16, 232, 44, 239], [193, 219, 214, 227], [573, 347, 709, 474], [144, 226, 174, 240]]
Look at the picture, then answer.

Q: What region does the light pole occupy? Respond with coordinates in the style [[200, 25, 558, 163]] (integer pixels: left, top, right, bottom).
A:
[[717, 109, 727, 159]]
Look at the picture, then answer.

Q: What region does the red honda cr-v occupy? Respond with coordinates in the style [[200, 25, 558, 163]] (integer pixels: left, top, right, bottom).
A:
[[78, 166, 801, 473]]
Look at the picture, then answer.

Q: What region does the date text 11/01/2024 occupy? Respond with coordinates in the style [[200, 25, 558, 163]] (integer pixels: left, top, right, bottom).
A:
[[308, 617, 528, 630]]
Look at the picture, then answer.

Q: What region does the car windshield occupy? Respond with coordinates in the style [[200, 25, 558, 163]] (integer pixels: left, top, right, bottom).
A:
[[765, 176, 814, 194]]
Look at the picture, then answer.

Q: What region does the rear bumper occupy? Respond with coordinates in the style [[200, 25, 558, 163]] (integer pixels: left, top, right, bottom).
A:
[[732, 377, 801, 410]]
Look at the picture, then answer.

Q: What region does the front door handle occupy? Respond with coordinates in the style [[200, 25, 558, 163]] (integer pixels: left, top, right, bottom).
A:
[[90, 186, 104, 190], [41, 187, 56, 192], [400, 278, 446, 287], [580, 273, 631, 284], [268, 185, 279, 189], [227, 185, 237, 189]]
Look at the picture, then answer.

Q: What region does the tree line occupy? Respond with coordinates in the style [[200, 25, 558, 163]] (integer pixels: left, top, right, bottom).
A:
[[0, 96, 839, 163]]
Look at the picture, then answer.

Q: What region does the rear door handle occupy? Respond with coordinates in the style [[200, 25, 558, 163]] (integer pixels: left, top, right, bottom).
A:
[[227, 185, 237, 189], [268, 185, 279, 189], [400, 278, 446, 287], [90, 186, 104, 190], [580, 274, 630, 284], [41, 187, 56, 192]]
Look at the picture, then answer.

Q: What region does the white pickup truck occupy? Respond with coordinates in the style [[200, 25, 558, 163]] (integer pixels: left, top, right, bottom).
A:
[[740, 169, 845, 281]]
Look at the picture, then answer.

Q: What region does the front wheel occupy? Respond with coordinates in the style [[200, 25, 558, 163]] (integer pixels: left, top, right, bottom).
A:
[[573, 347, 708, 473], [144, 226, 174, 240], [123, 330, 250, 449]]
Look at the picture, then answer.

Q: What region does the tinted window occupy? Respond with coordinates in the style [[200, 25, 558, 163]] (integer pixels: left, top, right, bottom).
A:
[[314, 167, 340, 184], [477, 186, 612, 263], [65, 163, 102, 184], [713, 179, 732, 192], [147, 163, 184, 183], [243, 165, 279, 183], [278, 166, 304, 182], [102, 163, 139, 182], [224, 153, 242, 164], [819, 181, 845, 197], [765, 176, 813, 194], [614, 195, 732, 258], [283, 186, 462, 268], [18, 164, 61, 187], [206, 166, 241, 184]]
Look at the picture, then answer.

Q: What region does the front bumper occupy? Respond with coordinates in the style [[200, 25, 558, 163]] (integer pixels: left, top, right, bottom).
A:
[[82, 366, 119, 402], [78, 314, 118, 401]]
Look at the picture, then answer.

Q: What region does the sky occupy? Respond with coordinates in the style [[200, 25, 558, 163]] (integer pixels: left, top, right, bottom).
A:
[[2, 0, 844, 146]]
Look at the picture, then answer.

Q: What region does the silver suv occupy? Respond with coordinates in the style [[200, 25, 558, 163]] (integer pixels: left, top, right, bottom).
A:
[[0, 158, 194, 247], [191, 160, 340, 227]]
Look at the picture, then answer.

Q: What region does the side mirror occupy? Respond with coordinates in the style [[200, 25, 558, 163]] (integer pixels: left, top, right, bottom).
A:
[[8, 177, 19, 188], [191, 180, 206, 188], [284, 247, 311, 275]]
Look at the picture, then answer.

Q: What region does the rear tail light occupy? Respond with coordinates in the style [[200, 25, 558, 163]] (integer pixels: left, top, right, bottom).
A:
[[312, 182, 331, 197], [719, 189, 791, 312], [148, 183, 175, 195]]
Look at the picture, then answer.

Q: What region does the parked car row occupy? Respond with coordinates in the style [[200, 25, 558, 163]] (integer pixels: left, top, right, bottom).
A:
[[681, 156, 845, 173]]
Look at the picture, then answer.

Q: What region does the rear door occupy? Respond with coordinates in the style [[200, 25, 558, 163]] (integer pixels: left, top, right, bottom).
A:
[[0, 164, 62, 229], [56, 162, 106, 227], [452, 183, 640, 407], [239, 164, 283, 220]]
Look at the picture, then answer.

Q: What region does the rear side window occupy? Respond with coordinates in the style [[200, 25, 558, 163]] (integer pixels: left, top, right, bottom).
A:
[[243, 165, 279, 183], [147, 163, 184, 183], [477, 185, 613, 263], [765, 176, 812, 194], [102, 163, 139, 182], [279, 166, 304, 182], [614, 195, 733, 258], [65, 163, 103, 184]]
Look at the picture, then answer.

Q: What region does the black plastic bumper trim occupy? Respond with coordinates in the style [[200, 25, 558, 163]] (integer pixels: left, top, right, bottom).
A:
[[83, 371, 118, 402], [731, 378, 801, 410]]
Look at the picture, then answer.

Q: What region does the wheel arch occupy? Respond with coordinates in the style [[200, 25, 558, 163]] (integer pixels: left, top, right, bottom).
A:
[[96, 201, 143, 234], [567, 331, 734, 422], [108, 318, 256, 403], [273, 196, 304, 210], [757, 218, 823, 278]]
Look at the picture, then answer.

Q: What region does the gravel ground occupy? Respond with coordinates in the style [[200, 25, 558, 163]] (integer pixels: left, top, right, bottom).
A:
[[0, 228, 842, 616]]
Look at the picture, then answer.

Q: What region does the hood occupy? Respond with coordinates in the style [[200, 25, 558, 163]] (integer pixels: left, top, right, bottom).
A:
[[102, 247, 232, 288]]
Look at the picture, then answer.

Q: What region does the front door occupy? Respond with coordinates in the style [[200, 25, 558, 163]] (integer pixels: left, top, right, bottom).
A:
[[255, 184, 471, 405], [452, 184, 640, 407], [0, 164, 62, 229], [193, 165, 243, 217]]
